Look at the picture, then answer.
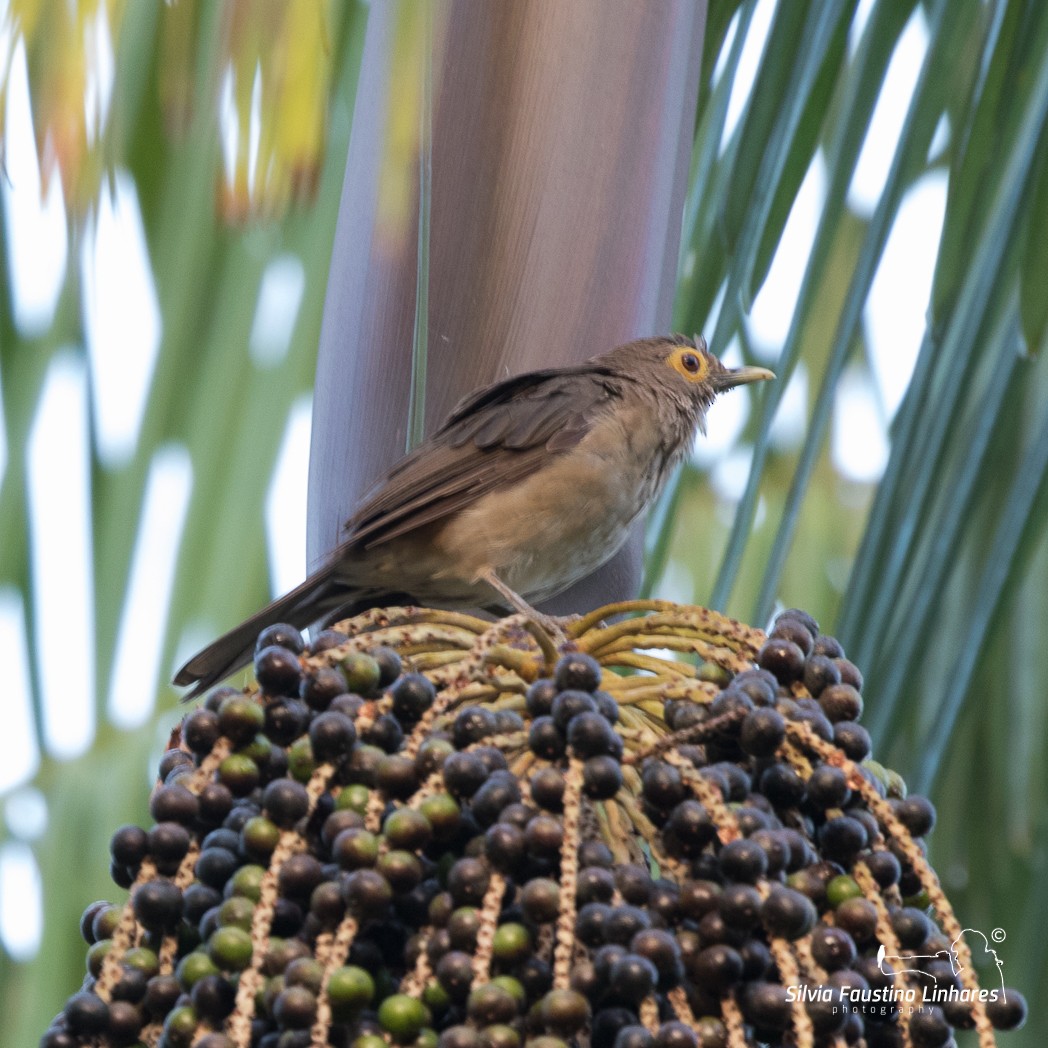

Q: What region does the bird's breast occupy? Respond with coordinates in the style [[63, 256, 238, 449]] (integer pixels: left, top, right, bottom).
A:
[[435, 403, 684, 600]]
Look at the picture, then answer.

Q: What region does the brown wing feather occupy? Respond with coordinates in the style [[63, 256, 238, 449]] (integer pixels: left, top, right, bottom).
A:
[[345, 367, 618, 548]]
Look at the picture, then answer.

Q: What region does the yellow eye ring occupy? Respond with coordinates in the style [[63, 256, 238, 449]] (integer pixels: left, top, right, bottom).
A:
[[668, 346, 709, 383]]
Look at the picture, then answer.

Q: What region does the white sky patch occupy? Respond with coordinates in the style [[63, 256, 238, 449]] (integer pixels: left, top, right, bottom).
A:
[[83, 170, 162, 467], [848, 6, 929, 215], [866, 171, 948, 418], [250, 255, 306, 368], [219, 65, 238, 183], [108, 445, 193, 728], [27, 355, 95, 758], [0, 842, 42, 960], [711, 445, 757, 504], [748, 151, 827, 353], [712, 6, 741, 86], [769, 361, 808, 451], [847, 0, 878, 58], [1, 39, 68, 335], [83, 3, 115, 143], [0, 590, 40, 791], [266, 396, 313, 596], [720, 0, 777, 150], [692, 337, 750, 466], [3, 786, 48, 840], [833, 367, 889, 482]]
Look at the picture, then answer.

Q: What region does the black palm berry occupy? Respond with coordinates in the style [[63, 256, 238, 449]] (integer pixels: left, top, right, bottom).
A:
[[541, 988, 591, 1035], [576, 902, 612, 946], [452, 706, 497, 747], [810, 925, 857, 970], [608, 953, 657, 1004], [471, 773, 521, 827], [532, 767, 565, 813], [864, 849, 901, 887], [110, 825, 148, 867], [803, 654, 841, 696], [761, 885, 816, 939], [525, 815, 564, 859], [343, 869, 393, 917], [740, 981, 791, 1031], [484, 823, 526, 873], [528, 717, 566, 760], [583, 755, 623, 799], [147, 822, 191, 868], [818, 683, 863, 722], [890, 906, 931, 949], [759, 763, 805, 807], [132, 879, 183, 931], [567, 711, 616, 756], [806, 764, 850, 808], [719, 883, 762, 930], [391, 673, 436, 724], [987, 989, 1027, 1030], [629, 928, 681, 985], [183, 707, 221, 753], [739, 707, 786, 757], [818, 815, 868, 862], [299, 667, 346, 711], [551, 690, 597, 730], [892, 794, 937, 837], [694, 942, 746, 994], [63, 992, 110, 1035], [662, 800, 715, 858], [263, 698, 309, 747], [375, 754, 420, 799], [576, 866, 615, 904], [770, 615, 814, 655], [641, 762, 684, 810], [833, 720, 872, 760], [718, 839, 768, 883], [150, 783, 199, 826], [435, 951, 475, 1002], [652, 1020, 697, 1048], [362, 713, 404, 752], [308, 711, 357, 762], [256, 623, 305, 655], [525, 678, 558, 717], [613, 1025, 652, 1048], [757, 638, 805, 683], [554, 652, 602, 692], [194, 846, 238, 888], [520, 878, 560, 923], [254, 645, 303, 696], [604, 905, 651, 945], [262, 778, 310, 828], [442, 751, 487, 797], [446, 857, 490, 906]]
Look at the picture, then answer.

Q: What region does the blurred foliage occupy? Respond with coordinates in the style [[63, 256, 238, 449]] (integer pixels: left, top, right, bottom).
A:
[[1, 0, 1046, 1044]]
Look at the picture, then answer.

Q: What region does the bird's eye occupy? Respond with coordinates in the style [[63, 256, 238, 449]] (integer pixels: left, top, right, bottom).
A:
[[668, 346, 709, 383]]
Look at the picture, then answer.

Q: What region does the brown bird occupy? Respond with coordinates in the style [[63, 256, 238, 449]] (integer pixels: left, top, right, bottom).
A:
[[175, 335, 772, 695]]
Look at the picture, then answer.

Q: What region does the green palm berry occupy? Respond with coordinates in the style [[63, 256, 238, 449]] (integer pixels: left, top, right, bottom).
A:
[[208, 926, 254, 971], [327, 965, 375, 1020], [826, 874, 863, 908], [378, 993, 430, 1043]]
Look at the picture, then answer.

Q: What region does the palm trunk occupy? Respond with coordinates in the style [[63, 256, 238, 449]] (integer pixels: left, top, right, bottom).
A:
[[308, 0, 707, 611]]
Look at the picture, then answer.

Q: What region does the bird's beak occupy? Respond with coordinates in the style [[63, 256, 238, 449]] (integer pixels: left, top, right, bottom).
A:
[[717, 365, 775, 391]]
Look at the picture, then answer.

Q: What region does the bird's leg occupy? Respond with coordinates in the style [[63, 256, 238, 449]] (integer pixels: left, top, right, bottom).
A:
[[477, 568, 568, 639]]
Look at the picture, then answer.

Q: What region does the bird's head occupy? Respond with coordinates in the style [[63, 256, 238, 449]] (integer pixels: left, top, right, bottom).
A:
[[599, 334, 774, 433]]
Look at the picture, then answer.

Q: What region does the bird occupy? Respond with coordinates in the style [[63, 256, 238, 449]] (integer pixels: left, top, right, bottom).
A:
[[175, 335, 773, 696]]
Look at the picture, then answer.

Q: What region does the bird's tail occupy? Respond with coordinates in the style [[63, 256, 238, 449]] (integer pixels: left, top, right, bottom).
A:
[[174, 571, 343, 700]]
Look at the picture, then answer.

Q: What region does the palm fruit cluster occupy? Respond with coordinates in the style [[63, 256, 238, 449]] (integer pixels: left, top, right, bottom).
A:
[[44, 601, 1026, 1048]]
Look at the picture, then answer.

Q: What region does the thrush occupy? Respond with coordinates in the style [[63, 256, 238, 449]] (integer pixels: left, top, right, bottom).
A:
[[175, 335, 772, 695]]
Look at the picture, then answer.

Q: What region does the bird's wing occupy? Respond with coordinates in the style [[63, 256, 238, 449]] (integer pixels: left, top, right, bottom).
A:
[[345, 366, 618, 547]]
